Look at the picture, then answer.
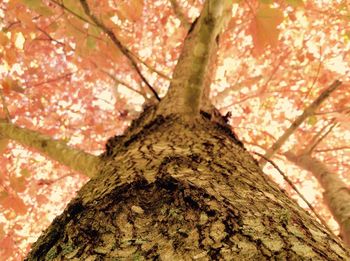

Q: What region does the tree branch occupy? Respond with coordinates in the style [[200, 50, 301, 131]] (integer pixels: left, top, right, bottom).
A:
[[260, 80, 342, 167], [254, 152, 335, 236], [0, 120, 100, 178], [284, 151, 350, 245], [158, 0, 232, 116], [169, 0, 190, 29], [307, 122, 338, 154], [50, 0, 96, 26], [0, 90, 11, 121], [78, 0, 160, 101], [101, 69, 147, 99], [128, 50, 171, 81]]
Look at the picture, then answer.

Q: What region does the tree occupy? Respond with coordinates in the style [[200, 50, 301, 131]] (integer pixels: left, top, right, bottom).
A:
[[0, 0, 349, 260]]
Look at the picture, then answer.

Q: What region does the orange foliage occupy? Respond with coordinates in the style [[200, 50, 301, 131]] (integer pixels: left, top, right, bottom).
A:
[[0, 0, 349, 259]]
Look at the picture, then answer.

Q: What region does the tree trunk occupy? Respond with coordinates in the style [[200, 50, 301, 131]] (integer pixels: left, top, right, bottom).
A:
[[25, 0, 350, 259], [26, 107, 349, 260]]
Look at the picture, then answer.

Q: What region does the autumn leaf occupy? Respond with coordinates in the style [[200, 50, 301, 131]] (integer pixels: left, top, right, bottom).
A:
[[0, 0, 349, 256], [62, 0, 86, 18], [345, 31, 350, 42], [10, 174, 28, 193], [36, 194, 48, 205], [86, 36, 96, 50], [34, 6, 54, 16], [249, 5, 284, 53], [0, 32, 9, 46], [307, 115, 317, 126], [0, 138, 9, 154], [0, 234, 15, 260], [20, 168, 31, 178], [260, 0, 274, 4], [1, 77, 25, 94], [286, 0, 304, 8], [0, 191, 9, 204], [117, 0, 144, 22], [1, 195, 27, 215], [21, 0, 42, 9], [20, 0, 53, 16]]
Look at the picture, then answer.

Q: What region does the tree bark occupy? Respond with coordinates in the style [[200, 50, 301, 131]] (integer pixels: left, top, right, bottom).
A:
[[25, 0, 350, 259], [26, 108, 349, 260], [157, 0, 232, 116], [0, 119, 99, 178]]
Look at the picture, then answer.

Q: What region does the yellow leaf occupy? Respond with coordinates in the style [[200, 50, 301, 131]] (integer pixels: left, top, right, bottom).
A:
[[63, 0, 87, 19], [307, 115, 317, 126], [21, 0, 53, 16], [21, 0, 41, 9], [0, 32, 9, 46], [0, 138, 8, 153], [86, 36, 96, 49], [20, 168, 31, 178], [286, 0, 304, 8]]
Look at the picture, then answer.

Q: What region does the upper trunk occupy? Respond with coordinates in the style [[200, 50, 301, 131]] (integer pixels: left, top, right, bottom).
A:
[[26, 108, 349, 260], [157, 0, 231, 116]]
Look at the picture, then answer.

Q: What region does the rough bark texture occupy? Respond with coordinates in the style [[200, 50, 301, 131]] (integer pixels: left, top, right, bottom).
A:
[[26, 107, 350, 260], [24, 0, 350, 259]]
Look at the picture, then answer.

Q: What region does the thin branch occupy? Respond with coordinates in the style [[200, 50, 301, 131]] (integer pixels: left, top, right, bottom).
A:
[[79, 0, 160, 101], [0, 90, 11, 121], [244, 0, 255, 15], [304, 47, 323, 99], [259, 50, 291, 94], [305, 118, 335, 152], [315, 146, 350, 153], [169, 0, 190, 29], [50, 0, 96, 27], [259, 80, 342, 167], [128, 50, 171, 81], [315, 107, 350, 115], [253, 152, 336, 236], [101, 69, 147, 99], [37, 173, 74, 186], [307, 122, 338, 154], [31, 72, 75, 87], [36, 26, 66, 46], [284, 150, 350, 245], [2, 21, 21, 32]]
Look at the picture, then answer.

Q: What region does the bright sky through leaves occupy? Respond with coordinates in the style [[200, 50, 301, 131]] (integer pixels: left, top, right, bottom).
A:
[[0, 0, 349, 259]]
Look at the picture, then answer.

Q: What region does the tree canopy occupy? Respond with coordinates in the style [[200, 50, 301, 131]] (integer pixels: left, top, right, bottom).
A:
[[0, 0, 349, 259]]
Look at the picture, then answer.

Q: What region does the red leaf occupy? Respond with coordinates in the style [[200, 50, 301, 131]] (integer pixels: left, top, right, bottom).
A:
[[2, 195, 27, 216], [0, 234, 15, 260], [10, 175, 27, 193], [117, 0, 144, 22], [249, 5, 284, 53]]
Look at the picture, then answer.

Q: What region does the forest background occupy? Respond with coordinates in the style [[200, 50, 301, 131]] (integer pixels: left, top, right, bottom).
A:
[[0, 0, 349, 260]]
